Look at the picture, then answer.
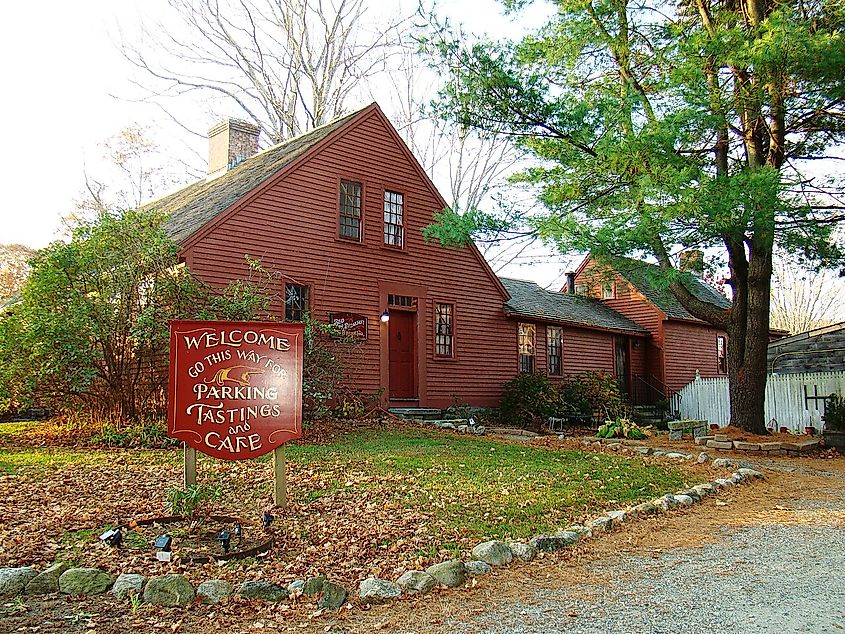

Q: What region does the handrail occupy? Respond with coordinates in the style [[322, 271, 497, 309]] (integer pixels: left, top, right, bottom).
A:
[[632, 374, 681, 407]]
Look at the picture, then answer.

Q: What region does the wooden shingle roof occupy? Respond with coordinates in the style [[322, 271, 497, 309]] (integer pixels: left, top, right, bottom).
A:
[[149, 109, 364, 244], [501, 277, 648, 335]]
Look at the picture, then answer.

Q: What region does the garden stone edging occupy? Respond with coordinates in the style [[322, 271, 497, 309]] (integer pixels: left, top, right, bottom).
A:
[[1, 460, 767, 614]]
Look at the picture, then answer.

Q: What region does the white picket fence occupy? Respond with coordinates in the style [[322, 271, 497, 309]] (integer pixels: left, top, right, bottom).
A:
[[676, 371, 845, 432]]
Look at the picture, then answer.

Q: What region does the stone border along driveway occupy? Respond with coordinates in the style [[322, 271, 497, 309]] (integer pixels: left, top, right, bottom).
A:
[[0, 458, 766, 612]]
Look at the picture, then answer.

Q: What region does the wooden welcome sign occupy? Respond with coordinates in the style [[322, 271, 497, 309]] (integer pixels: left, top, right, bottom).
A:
[[168, 320, 304, 505]]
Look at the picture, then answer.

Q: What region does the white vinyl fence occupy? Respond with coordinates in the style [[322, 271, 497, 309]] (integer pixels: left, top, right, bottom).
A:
[[676, 371, 845, 432]]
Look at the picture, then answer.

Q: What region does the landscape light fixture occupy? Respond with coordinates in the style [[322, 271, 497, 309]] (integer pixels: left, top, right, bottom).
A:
[[233, 522, 243, 544], [218, 530, 232, 553], [380, 310, 390, 323], [154, 534, 173, 552], [99, 528, 123, 547], [262, 510, 274, 529]]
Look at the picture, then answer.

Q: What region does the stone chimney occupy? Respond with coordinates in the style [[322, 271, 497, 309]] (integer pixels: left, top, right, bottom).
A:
[[679, 250, 704, 274], [207, 119, 261, 180], [565, 271, 576, 294]]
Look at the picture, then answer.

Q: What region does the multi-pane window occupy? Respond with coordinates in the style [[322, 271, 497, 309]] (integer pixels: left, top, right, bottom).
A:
[[717, 335, 727, 374], [518, 323, 536, 374], [383, 190, 404, 247], [547, 326, 563, 376], [285, 284, 309, 321], [601, 282, 615, 299], [435, 303, 454, 358], [388, 294, 416, 309], [339, 181, 362, 240]]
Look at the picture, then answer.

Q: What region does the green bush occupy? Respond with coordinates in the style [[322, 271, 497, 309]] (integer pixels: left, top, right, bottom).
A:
[[558, 371, 626, 419], [500, 373, 559, 431], [166, 483, 221, 532], [825, 393, 845, 432], [596, 418, 647, 440]]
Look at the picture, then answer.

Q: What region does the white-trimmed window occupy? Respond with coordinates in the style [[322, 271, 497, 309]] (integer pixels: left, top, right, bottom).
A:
[[547, 326, 563, 376], [434, 303, 454, 358], [383, 190, 404, 247], [285, 284, 309, 321], [518, 323, 536, 374], [602, 281, 615, 299], [717, 335, 727, 374]]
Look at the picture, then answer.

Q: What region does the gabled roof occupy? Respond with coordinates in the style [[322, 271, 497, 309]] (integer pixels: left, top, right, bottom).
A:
[[768, 321, 845, 349], [583, 256, 730, 321], [150, 108, 364, 244], [501, 277, 648, 335]]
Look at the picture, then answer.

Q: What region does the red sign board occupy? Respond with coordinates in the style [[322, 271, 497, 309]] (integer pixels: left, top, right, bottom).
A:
[[168, 320, 304, 460], [328, 312, 368, 339]]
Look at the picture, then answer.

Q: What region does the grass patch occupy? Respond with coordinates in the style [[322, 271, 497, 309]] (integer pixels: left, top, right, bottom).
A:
[[0, 447, 177, 476], [285, 429, 687, 539]]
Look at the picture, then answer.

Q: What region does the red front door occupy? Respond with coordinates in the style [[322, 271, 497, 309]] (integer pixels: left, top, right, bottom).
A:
[[388, 311, 417, 399]]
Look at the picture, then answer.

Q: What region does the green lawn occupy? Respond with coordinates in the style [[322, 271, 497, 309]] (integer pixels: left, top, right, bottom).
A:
[[0, 423, 689, 541]]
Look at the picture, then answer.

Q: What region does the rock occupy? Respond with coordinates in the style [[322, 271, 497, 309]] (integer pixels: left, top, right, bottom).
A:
[[439, 422, 456, 430], [143, 574, 195, 607], [58, 568, 113, 596], [464, 560, 493, 575], [665, 452, 692, 460], [693, 484, 715, 497], [471, 540, 513, 566], [473, 425, 486, 435], [673, 494, 695, 506], [738, 467, 765, 480], [706, 440, 733, 450], [653, 497, 671, 511], [529, 531, 578, 552], [631, 502, 658, 516], [713, 457, 752, 469], [713, 434, 730, 442], [714, 478, 734, 488], [425, 560, 466, 587], [396, 570, 437, 594], [507, 542, 539, 561], [358, 577, 401, 603], [733, 441, 761, 451], [728, 474, 744, 485], [759, 442, 782, 451], [318, 581, 348, 609], [607, 510, 627, 525], [301, 575, 326, 596], [677, 489, 701, 502], [660, 494, 680, 507], [566, 525, 592, 539], [607, 442, 622, 450], [26, 563, 70, 595], [457, 425, 469, 433], [586, 516, 613, 533], [111, 573, 145, 600], [697, 452, 710, 464], [237, 580, 288, 602], [669, 430, 683, 441], [634, 446, 653, 455], [287, 579, 305, 594], [0, 567, 37, 598], [196, 579, 232, 604], [694, 436, 714, 446]]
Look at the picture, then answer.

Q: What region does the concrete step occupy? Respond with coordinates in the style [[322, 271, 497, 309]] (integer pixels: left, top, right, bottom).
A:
[[388, 408, 443, 421]]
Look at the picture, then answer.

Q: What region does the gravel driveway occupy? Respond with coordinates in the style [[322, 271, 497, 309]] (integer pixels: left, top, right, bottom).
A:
[[440, 464, 845, 634]]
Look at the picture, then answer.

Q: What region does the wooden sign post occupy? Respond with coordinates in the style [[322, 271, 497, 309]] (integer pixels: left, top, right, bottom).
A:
[[167, 320, 304, 507]]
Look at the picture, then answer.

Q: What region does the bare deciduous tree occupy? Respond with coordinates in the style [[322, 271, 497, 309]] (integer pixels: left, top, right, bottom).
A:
[[121, 0, 409, 143], [770, 255, 845, 335]]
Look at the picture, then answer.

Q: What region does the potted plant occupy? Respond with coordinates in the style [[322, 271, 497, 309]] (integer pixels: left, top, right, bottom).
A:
[[822, 394, 845, 451]]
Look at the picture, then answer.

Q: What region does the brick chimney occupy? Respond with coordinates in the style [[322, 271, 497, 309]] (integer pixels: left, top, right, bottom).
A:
[[207, 119, 261, 180], [565, 271, 576, 294], [679, 250, 704, 274]]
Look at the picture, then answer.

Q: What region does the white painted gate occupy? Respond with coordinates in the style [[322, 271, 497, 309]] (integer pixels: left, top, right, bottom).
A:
[[676, 371, 845, 431]]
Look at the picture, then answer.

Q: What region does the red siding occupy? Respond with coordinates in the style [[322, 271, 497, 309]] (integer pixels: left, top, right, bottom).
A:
[[183, 109, 515, 408], [662, 321, 726, 393]]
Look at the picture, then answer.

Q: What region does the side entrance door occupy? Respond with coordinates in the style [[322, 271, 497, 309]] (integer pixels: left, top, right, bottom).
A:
[[388, 311, 417, 399], [614, 336, 630, 397]]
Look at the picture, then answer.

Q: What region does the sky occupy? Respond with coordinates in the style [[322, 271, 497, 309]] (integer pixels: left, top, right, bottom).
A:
[[0, 0, 571, 285]]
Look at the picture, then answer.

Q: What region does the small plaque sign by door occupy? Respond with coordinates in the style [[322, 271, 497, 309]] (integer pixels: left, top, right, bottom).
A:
[[168, 320, 304, 505], [328, 312, 368, 339]]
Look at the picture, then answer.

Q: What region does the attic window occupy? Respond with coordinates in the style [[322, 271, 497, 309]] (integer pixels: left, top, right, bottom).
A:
[[575, 284, 589, 296], [601, 282, 615, 299]]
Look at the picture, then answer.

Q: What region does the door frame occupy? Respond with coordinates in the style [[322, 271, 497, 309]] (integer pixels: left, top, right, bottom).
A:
[[378, 282, 428, 405]]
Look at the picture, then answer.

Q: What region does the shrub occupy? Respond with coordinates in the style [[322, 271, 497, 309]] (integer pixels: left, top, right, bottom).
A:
[[596, 418, 648, 440], [500, 373, 559, 431], [559, 371, 626, 419], [166, 483, 221, 532], [824, 393, 845, 432]]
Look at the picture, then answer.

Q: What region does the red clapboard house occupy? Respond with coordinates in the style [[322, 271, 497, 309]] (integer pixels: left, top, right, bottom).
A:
[[567, 254, 733, 403], [151, 102, 730, 409]]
